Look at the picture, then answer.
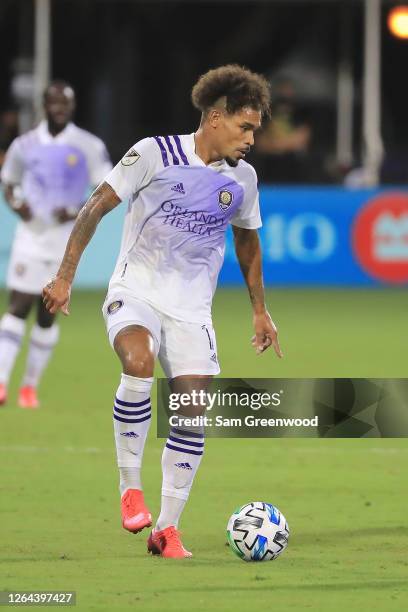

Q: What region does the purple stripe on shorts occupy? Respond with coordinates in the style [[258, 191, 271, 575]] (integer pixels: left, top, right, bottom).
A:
[[153, 136, 169, 167], [173, 135, 189, 165]]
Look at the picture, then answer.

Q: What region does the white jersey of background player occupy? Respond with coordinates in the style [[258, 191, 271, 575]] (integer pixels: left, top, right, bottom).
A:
[[43, 66, 282, 559], [0, 81, 111, 409]]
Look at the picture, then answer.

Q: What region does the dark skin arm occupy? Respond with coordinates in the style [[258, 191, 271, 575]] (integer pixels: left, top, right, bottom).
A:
[[232, 226, 282, 358], [3, 184, 32, 221], [42, 182, 121, 314]]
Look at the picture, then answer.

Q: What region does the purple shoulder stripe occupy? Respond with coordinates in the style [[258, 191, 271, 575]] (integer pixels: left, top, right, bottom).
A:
[[164, 136, 180, 165], [153, 136, 169, 167], [173, 135, 189, 165]]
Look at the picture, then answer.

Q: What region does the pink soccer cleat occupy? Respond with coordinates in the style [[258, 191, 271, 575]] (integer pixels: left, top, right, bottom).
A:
[[18, 386, 39, 409], [0, 383, 7, 406], [121, 489, 152, 534], [147, 526, 192, 558]]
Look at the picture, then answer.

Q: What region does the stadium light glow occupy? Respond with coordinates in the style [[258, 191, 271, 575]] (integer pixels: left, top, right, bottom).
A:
[[388, 5, 408, 39]]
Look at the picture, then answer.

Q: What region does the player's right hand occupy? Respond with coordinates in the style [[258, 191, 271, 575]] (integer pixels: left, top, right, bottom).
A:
[[42, 277, 71, 315]]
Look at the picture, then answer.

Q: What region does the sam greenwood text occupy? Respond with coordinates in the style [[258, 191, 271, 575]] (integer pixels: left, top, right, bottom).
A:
[[168, 415, 319, 428]]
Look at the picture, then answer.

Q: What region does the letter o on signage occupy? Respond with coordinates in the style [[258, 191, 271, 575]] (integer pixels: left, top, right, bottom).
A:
[[287, 214, 336, 262]]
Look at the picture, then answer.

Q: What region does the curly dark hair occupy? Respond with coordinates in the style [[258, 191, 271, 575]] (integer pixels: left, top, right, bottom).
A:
[[191, 64, 271, 117]]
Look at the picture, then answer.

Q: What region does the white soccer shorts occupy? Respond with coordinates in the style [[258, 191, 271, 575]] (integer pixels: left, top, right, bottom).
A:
[[6, 249, 60, 295], [102, 293, 220, 379]]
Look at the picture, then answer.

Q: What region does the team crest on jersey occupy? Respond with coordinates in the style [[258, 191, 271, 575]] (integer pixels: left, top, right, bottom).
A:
[[66, 153, 78, 166], [107, 300, 124, 315], [218, 189, 233, 211], [15, 263, 26, 277], [121, 148, 140, 166]]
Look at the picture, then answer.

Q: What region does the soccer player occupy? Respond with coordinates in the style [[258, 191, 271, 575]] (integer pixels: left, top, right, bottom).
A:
[[42, 65, 282, 558], [0, 81, 111, 408]]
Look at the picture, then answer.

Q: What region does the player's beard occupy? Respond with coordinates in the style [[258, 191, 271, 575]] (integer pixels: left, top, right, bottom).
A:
[[225, 156, 238, 167]]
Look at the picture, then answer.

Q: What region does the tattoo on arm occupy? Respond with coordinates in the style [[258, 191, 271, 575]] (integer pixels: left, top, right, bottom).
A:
[[233, 226, 266, 312], [57, 182, 121, 283]]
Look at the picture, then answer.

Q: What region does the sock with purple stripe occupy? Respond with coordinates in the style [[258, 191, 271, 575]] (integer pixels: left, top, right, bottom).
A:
[[156, 425, 204, 531], [114, 373, 153, 496], [0, 313, 26, 385], [21, 324, 59, 388]]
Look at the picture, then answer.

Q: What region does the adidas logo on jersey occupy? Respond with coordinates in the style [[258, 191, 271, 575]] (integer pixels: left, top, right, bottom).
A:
[[174, 462, 192, 470], [120, 431, 140, 438], [171, 182, 185, 194]]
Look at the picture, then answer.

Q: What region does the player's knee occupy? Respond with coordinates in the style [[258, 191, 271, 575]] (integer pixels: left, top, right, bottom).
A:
[[8, 305, 29, 320], [8, 292, 34, 319], [121, 350, 154, 377], [114, 329, 155, 377], [123, 357, 153, 377]]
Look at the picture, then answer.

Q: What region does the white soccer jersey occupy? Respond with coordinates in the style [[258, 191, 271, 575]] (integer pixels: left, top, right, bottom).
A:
[[1, 121, 112, 261], [105, 133, 262, 324]]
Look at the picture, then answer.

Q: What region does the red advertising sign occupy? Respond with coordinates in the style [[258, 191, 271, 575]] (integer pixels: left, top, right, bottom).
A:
[[352, 192, 408, 283]]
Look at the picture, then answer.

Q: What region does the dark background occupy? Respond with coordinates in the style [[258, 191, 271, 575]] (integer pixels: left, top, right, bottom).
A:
[[0, 1, 407, 169]]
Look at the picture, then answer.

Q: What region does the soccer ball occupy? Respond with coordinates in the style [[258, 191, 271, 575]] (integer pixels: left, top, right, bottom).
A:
[[226, 501, 290, 562]]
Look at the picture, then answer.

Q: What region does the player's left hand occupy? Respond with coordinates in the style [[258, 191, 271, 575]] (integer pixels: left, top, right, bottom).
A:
[[251, 310, 283, 358]]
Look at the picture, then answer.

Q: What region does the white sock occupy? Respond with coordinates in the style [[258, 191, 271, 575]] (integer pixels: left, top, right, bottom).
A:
[[156, 425, 204, 531], [113, 373, 153, 496], [0, 313, 26, 385], [21, 324, 59, 388]]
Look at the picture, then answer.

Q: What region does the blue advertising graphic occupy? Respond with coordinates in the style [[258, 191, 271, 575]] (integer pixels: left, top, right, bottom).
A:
[[220, 186, 408, 286], [1, 187, 408, 287]]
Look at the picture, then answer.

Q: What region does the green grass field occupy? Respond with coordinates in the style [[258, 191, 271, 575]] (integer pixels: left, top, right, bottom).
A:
[[1, 288, 407, 611]]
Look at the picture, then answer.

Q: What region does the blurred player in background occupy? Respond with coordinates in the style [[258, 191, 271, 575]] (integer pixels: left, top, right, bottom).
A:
[[0, 81, 112, 408], [43, 65, 282, 558]]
